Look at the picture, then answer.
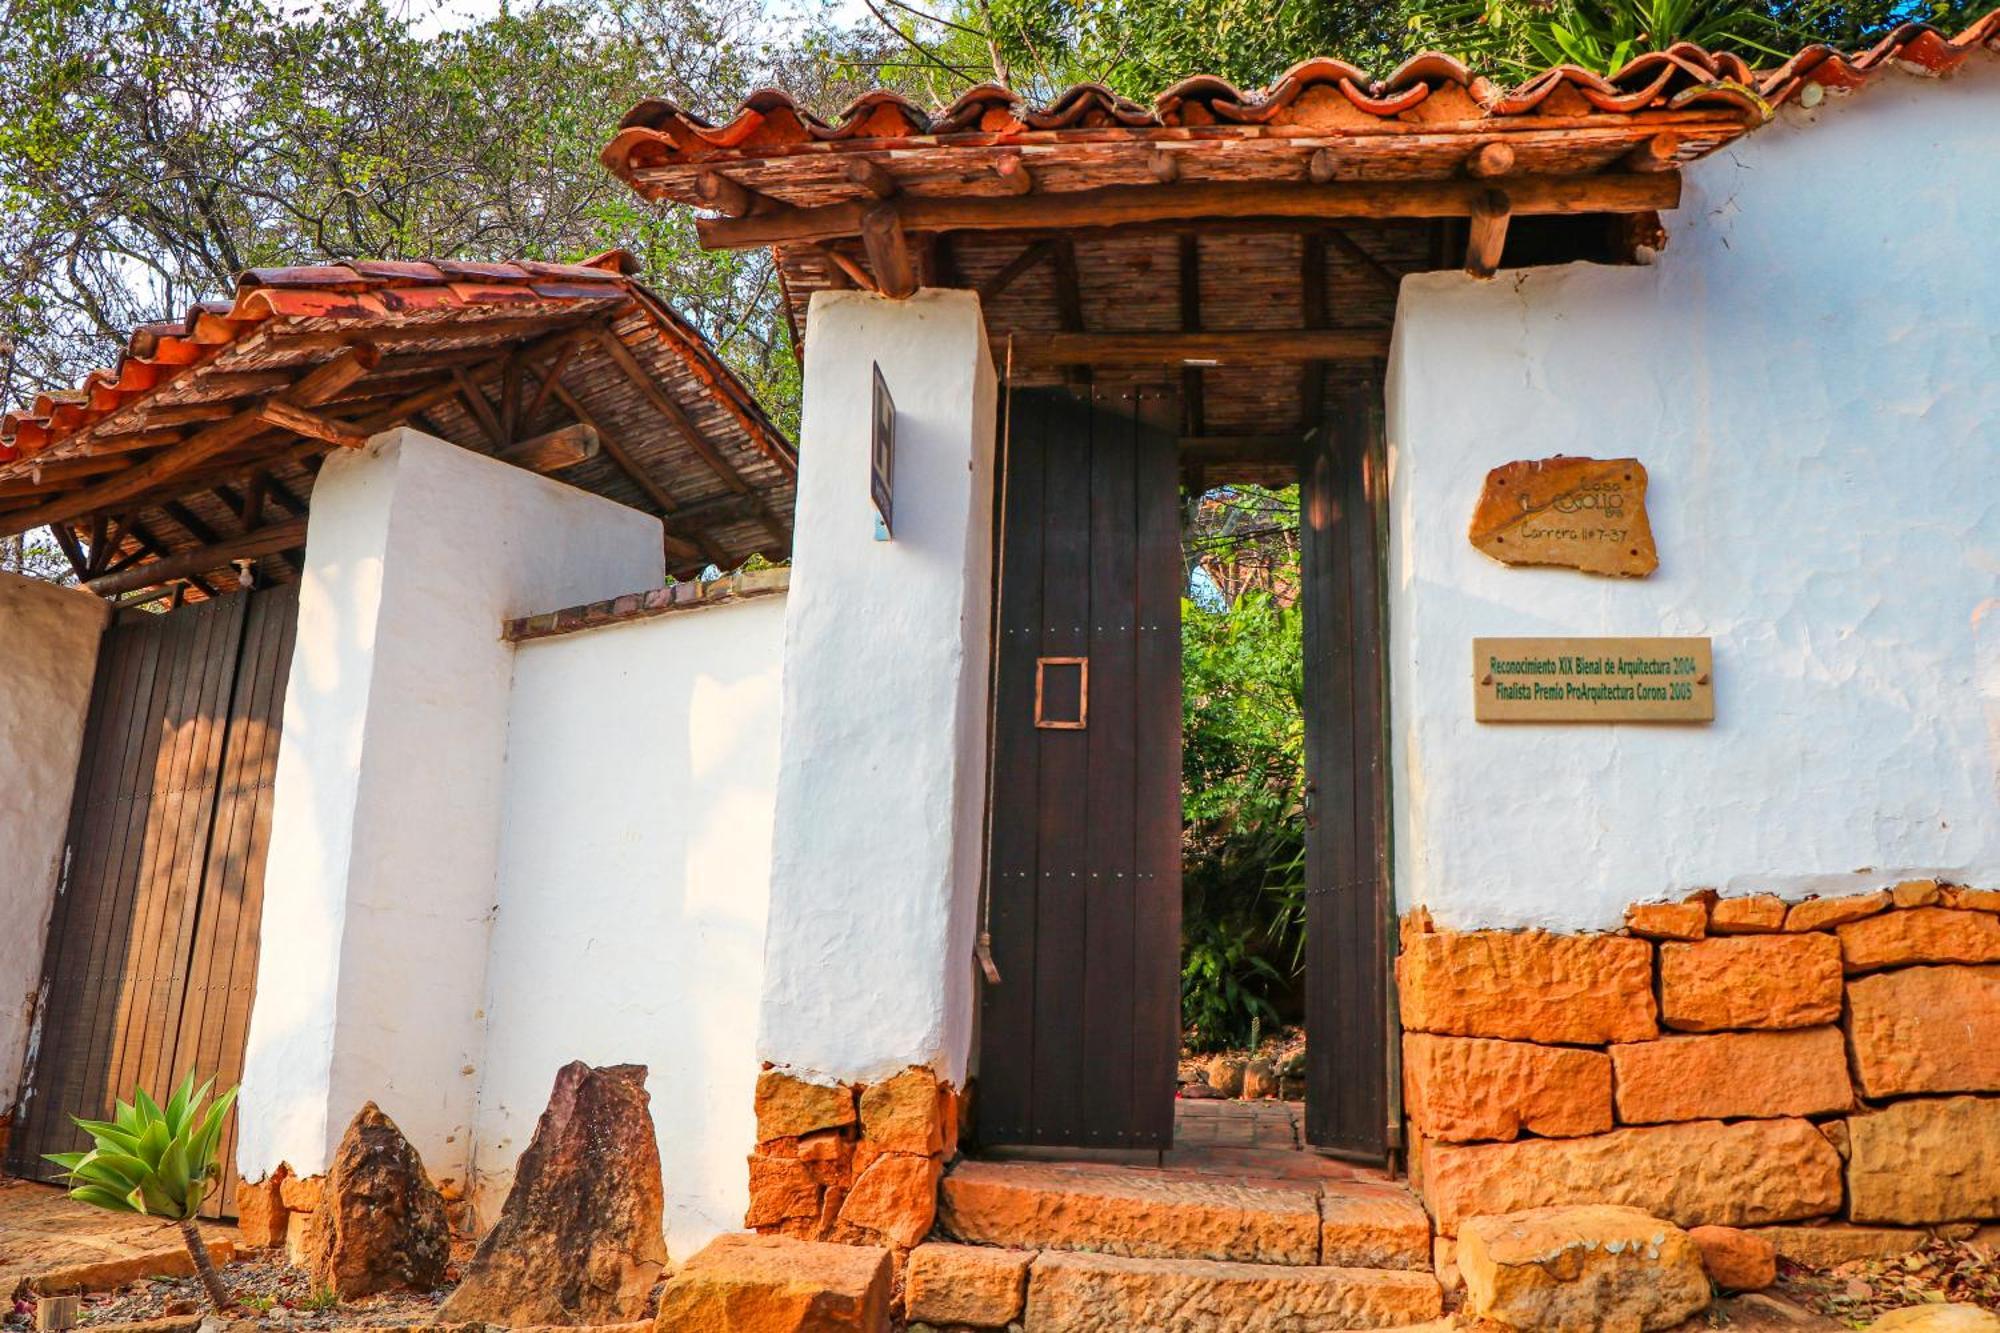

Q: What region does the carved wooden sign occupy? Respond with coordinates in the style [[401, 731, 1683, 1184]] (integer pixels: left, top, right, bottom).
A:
[[1469, 456, 1657, 577], [1474, 636, 1714, 722]]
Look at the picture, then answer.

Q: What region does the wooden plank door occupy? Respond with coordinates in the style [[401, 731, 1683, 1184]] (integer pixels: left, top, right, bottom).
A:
[[979, 384, 1182, 1150], [7, 582, 299, 1217], [1301, 389, 1394, 1160]]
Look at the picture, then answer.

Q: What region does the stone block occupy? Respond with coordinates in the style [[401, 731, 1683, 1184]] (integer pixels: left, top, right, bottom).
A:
[[1398, 929, 1657, 1044], [1688, 1226, 1777, 1291], [1748, 1224, 1926, 1267], [1457, 1205, 1709, 1333], [1609, 1027, 1852, 1123], [1892, 879, 1943, 908], [279, 1173, 322, 1212], [1318, 1180, 1433, 1271], [1626, 901, 1707, 941], [858, 1067, 945, 1156], [903, 1243, 1030, 1328], [234, 1174, 288, 1249], [1847, 1096, 2000, 1224], [1421, 1118, 1843, 1236], [1659, 934, 1842, 1031], [1847, 965, 2000, 1097], [1839, 908, 2000, 973], [1943, 887, 2000, 913], [746, 1154, 822, 1228], [1403, 1033, 1612, 1142], [1785, 891, 1890, 932], [1022, 1250, 1443, 1332], [653, 1233, 891, 1332], [836, 1152, 941, 1248], [1709, 894, 1787, 934], [755, 1070, 857, 1141]]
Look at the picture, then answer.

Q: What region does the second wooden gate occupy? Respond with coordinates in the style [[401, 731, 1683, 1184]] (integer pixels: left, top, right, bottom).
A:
[[978, 385, 1183, 1150], [6, 583, 299, 1217]]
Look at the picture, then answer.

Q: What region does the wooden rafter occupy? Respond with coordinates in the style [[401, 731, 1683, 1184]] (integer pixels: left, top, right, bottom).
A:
[[546, 379, 717, 567], [1010, 329, 1390, 369], [977, 240, 1059, 303]]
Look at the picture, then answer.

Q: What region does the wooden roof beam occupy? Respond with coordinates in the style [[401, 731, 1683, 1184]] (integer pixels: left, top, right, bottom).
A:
[[976, 239, 1059, 302], [1467, 188, 1512, 280], [1466, 142, 1516, 178], [546, 378, 722, 567], [84, 517, 309, 598], [843, 157, 899, 199], [1011, 329, 1389, 370], [862, 203, 920, 299], [699, 174, 1681, 249]]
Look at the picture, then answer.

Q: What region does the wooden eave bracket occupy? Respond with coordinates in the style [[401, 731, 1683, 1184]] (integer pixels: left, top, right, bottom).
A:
[[1466, 188, 1512, 280]]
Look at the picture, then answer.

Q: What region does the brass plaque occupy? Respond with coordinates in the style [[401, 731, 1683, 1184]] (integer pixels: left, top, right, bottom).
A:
[[1469, 456, 1658, 578], [1474, 637, 1714, 723]]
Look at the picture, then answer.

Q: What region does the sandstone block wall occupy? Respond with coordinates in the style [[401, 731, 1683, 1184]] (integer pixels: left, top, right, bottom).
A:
[[745, 1066, 959, 1252], [1401, 883, 2000, 1236]]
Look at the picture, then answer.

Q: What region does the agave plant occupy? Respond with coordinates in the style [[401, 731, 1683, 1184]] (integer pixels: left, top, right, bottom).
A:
[[46, 1074, 238, 1310], [1418, 0, 1793, 74]]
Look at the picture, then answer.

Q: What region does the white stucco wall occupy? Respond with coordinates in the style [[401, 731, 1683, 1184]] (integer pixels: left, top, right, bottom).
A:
[[0, 574, 109, 1108], [239, 428, 663, 1181], [758, 289, 997, 1088], [1387, 64, 2000, 933], [474, 593, 785, 1259]]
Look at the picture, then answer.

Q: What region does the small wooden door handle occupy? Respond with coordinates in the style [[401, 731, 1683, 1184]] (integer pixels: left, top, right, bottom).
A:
[[1034, 656, 1088, 730]]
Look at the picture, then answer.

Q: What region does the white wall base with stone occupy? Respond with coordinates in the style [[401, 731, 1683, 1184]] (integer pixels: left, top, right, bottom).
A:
[[0, 575, 110, 1109], [1386, 64, 2000, 934], [474, 592, 786, 1259], [756, 288, 997, 1090], [238, 428, 664, 1183]]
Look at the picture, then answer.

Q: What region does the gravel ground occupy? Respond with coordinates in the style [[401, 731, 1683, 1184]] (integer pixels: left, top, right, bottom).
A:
[[5, 1254, 454, 1332]]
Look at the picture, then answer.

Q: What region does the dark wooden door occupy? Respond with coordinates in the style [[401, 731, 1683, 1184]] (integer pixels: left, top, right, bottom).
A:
[[979, 384, 1182, 1150], [1301, 389, 1394, 1160], [7, 582, 299, 1217]]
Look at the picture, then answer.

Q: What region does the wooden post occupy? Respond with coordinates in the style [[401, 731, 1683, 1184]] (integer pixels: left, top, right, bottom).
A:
[[861, 202, 920, 299], [1466, 189, 1512, 279]]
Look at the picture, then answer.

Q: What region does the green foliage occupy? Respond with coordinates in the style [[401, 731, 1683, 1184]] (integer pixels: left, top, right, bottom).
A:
[[1410, 0, 1793, 74], [46, 1072, 237, 1221], [1181, 916, 1284, 1051]]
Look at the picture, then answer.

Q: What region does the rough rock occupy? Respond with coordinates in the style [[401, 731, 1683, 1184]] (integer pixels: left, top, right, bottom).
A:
[[1709, 895, 1788, 934], [1456, 1205, 1709, 1332], [1869, 1309, 2000, 1332], [1434, 1235, 1463, 1296], [1242, 1059, 1277, 1100], [1609, 1027, 1853, 1123], [1206, 1056, 1246, 1098], [1847, 966, 2000, 1097], [1420, 1118, 1843, 1236], [1658, 934, 1842, 1031], [903, 1243, 1030, 1328], [1403, 1034, 1611, 1142], [1688, 1226, 1777, 1291], [1022, 1249, 1443, 1332], [939, 1159, 1320, 1264], [26, 1243, 235, 1297], [1398, 929, 1657, 1044], [1786, 891, 1891, 932], [1747, 1224, 1926, 1267], [1626, 901, 1707, 941], [746, 1154, 822, 1228], [234, 1175, 287, 1249], [1944, 887, 2000, 913], [1318, 1181, 1433, 1270], [1847, 1096, 2000, 1224], [279, 1175, 322, 1212], [653, 1233, 890, 1332], [439, 1062, 668, 1326], [1466, 455, 1657, 578], [755, 1070, 856, 1140], [1839, 909, 2000, 973], [858, 1067, 945, 1156], [305, 1104, 449, 1299], [835, 1151, 941, 1247]]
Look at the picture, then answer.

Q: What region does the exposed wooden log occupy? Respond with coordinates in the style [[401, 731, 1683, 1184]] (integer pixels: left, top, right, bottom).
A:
[[1467, 142, 1517, 178], [496, 423, 599, 472], [1148, 149, 1179, 184], [51, 523, 90, 580], [1012, 329, 1389, 369], [699, 173, 1682, 249], [1622, 132, 1684, 173], [0, 343, 379, 540], [268, 317, 594, 351], [547, 382, 717, 565], [695, 170, 758, 218], [976, 239, 1058, 302], [134, 403, 240, 429], [353, 374, 465, 430], [861, 202, 920, 299], [1308, 149, 1339, 184], [521, 336, 581, 425], [258, 399, 371, 450], [1466, 188, 1512, 279], [995, 152, 1036, 196], [452, 366, 509, 446], [843, 157, 899, 199], [84, 429, 188, 455], [501, 353, 524, 443], [0, 457, 137, 499], [821, 246, 881, 293], [85, 517, 309, 597], [240, 473, 269, 528]]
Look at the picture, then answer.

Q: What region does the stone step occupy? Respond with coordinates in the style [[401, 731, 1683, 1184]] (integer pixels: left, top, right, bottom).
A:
[[939, 1159, 1432, 1269], [1023, 1249, 1446, 1331]]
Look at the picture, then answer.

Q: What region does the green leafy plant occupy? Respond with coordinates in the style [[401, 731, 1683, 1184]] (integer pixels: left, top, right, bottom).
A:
[[45, 1073, 238, 1311], [300, 1286, 340, 1313], [1182, 916, 1286, 1051], [1415, 0, 1791, 74]]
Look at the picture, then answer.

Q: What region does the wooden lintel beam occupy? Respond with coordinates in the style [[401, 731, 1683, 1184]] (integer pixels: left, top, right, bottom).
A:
[[84, 517, 309, 598], [258, 399, 371, 450], [495, 423, 599, 472], [699, 173, 1681, 249], [1011, 329, 1389, 370], [861, 202, 920, 300], [1467, 188, 1512, 280]]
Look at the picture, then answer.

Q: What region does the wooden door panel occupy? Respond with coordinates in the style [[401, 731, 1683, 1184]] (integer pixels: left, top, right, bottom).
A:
[[980, 385, 1181, 1150]]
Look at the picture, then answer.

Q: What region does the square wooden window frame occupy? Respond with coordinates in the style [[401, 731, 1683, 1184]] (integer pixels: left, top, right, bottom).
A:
[[1035, 656, 1089, 730]]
